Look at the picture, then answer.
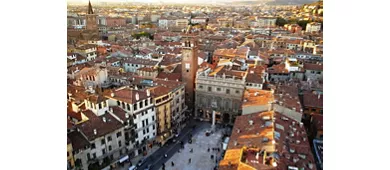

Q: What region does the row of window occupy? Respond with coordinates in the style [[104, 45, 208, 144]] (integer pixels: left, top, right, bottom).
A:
[[117, 99, 151, 112], [198, 85, 240, 94], [308, 70, 322, 74], [90, 131, 122, 150], [90, 101, 106, 110], [126, 63, 140, 67], [142, 125, 155, 135], [87, 142, 119, 161]]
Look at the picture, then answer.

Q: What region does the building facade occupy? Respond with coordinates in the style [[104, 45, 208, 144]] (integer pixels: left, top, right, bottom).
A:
[[195, 67, 246, 124]]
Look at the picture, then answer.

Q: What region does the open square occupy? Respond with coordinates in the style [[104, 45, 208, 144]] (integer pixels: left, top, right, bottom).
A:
[[161, 123, 228, 170]]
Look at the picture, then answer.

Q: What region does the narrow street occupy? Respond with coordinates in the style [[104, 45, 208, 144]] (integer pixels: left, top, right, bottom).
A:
[[136, 119, 211, 170]]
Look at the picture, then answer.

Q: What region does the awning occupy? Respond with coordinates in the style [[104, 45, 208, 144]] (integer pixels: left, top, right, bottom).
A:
[[119, 155, 129, 163]]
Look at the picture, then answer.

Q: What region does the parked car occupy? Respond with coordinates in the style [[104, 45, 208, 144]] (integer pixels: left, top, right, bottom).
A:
[[128, 165, 137, 170], [137, 158, 146, 167]]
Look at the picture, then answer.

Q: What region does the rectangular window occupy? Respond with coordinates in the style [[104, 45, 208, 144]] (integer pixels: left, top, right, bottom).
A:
[[208, 87, 212, 92], [199, 85, 203, 89], [92, 153, 96, 159], [217, 88, 221, 91], [236, 90, 240, 94], [101, 139, 105, 145], [142, 120, 145, 127], [146, 119, 149, 125], [147, 128, 149, 133], [134, 103, 137, 110], [102, 149, 106, 155], [145, 100, 148, 106], [152, 116, 155, 121], [152, 107, 154, 111], [87, 153, 91, 160], [140, 101, 143, 108], [117, 132, 122, 138], [143, 129, 146, 135], [91, 143, 96, 149], [118, 141, 122, 147], [108, 145, 112, 151], [153, 125, 155, 130], [107, 136, 112, 142]]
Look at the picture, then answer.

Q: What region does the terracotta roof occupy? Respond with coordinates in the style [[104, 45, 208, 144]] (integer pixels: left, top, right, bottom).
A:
[[87, 94, 107, 104], [76, 110, 124, 141], [122, 57, 159, 66], [242, 89, 274, 108], [159, 55, 182, 66], [110, 106, 127, 121], [219, 111, 316, 170], [68, 130, 90, 151], [156, 72, 182, 81], [268, 64, 288, 74], [105, 87, 150, 104], [302, 91, 323, 108], [304, 63, 323, 71], [137, 67, 157, 72], [209, 65, 247, 80]]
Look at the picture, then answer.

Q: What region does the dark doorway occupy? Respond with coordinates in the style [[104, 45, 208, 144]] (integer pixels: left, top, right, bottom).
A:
[[223, 113, 230, 124]]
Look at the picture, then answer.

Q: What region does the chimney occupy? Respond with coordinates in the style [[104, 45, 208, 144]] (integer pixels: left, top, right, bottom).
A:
[[234, 140, 238, 146], [255, 152, 260, 159], [111, 92, 115, 97], [146, 89, 150, 96], [93, 129, 97, 135], [318, 93, 321, 99], [103, 117, 107, 123], [136, 93, 139, 101], [249, 120, 254, 125]]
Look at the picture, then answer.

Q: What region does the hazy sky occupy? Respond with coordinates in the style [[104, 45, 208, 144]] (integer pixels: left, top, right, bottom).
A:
[[67, 0, 243, 4]]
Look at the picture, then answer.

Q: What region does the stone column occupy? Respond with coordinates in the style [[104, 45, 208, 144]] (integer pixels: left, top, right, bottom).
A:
[[211, 110, 216, 132]]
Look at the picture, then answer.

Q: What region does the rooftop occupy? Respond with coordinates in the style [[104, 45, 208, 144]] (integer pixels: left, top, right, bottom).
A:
[[242, 89, 274, 108], [76, 110, 124, 141], [219, 111, 316, 170]]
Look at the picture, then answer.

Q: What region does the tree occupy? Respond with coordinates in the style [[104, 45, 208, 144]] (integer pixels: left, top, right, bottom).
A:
[[297, 20, 310, 30], [276, 17, 288, 27]]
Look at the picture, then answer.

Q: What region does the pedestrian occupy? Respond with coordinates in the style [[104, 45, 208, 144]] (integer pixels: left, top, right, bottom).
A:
[[188, 158, 192, 164], [171, 161, 175, 166], [208, 148, 210, 152]]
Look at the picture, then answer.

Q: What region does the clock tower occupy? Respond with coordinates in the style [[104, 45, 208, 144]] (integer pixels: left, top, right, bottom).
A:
[[181, 38, 198, 112]]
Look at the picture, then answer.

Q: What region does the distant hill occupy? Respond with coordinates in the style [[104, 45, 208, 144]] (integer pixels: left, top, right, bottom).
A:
[[267, 0, 319, 5]]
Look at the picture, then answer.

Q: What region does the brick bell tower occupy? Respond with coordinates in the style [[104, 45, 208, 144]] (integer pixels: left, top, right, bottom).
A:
[[181, 37, 198, 112], [86, 0, 97, 31]]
